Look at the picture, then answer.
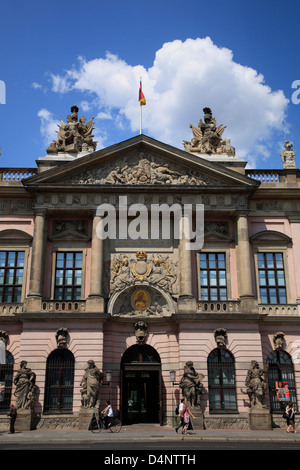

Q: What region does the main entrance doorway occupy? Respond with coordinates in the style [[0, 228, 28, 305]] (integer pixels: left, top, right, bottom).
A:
[[121, 345, 161, 425]]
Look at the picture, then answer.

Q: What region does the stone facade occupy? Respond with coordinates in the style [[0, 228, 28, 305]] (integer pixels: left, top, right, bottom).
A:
[[0, 106, 299, 430]]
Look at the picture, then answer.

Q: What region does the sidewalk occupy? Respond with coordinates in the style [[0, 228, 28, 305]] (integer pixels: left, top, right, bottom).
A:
[[1, 424, 300, 444]]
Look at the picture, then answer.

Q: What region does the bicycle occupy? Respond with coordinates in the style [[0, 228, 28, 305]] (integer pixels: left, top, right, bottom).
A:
[[88, 409, 122, 433]]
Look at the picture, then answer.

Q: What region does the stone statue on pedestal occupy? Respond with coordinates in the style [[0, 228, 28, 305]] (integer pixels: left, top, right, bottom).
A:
[[241, 360, 267, 409], [80, 360, 103, 408], [13, 361, 37, 410], [179, 361, 204, 407]]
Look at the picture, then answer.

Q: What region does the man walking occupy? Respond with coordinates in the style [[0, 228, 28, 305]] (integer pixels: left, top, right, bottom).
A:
[[175, 399, 185, 433], [8, 403, 17, 433]]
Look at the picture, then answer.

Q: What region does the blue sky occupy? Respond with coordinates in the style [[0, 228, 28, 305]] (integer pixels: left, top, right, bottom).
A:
[[0, 0, 299, 169]]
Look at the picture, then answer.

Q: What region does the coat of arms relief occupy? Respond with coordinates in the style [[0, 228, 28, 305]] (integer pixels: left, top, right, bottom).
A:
[[107, 251, 178, 317]]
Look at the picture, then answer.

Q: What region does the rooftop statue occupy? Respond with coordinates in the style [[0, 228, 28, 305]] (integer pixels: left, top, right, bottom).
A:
[[46, 105, 97, 154], [183, 107, 235, 155], [280, 140, 296, 169]]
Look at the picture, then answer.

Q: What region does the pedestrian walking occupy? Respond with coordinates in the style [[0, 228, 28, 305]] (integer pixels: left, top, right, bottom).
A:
[[182, 402, 196, 435], [7, 403, 17, 434], [286, 402, 297, 433], [175, 399, 185, 433], [101, 400, 113, 429]]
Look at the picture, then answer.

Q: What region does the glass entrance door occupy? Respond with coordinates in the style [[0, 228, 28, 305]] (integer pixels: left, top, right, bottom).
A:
[[122, 369, 160, 424]]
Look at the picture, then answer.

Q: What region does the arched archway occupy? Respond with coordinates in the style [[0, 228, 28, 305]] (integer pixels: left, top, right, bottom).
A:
[[43, 349, 75, 413], [267, 349, 297, 413], [207, 348, 237, 413], [121, 344, 162, 425]]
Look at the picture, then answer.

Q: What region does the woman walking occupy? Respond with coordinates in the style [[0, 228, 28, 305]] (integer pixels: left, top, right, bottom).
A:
[[286, 402, 297, 433], [182, 402, 196, 435]]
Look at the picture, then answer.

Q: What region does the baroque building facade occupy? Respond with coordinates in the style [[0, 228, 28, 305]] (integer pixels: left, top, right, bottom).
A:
[[0, 105, 299, 429]]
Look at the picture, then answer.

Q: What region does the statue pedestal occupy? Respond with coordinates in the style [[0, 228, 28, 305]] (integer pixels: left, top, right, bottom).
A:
[[78, 408, 95, 431], [248, 407, 272, 430], [15, 409, 33, 432], [190, 408, 204, 430]]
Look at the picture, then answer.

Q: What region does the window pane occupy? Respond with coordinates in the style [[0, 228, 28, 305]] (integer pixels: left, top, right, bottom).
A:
[[210, 288, 218, 300], [7, 252, 16, 267], [201, 288, 208, 300], [219, 288, 227, 300], [277, 270, 285, 286], [209, 271, 217, 286], [15, 269, 23, 284], [258, 271, 266, 285], [266, 253, 274, 268], [0, 252, 6, 267], [200, 270, 208, 286], [65, 253, 74, 268], [257, 253, 265, 268], [14, 287, 22, 302], [56, 253, 64, 268], [208, 254, 216, 268], [219, 271, 226, 286], [267, 270, 276, 286], [16, 252, 25, 267], [75, 253, 82, 267], [55, 270, 63, 285]]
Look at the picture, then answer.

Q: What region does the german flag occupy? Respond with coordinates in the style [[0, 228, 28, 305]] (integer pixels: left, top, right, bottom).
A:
[[139, 80, 146, 106]]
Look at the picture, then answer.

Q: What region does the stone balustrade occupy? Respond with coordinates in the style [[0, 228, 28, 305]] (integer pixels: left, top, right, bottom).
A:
[[197, 300, 241, 313], [258, 304, 299, 316], [0, 168, 36, 183], [0, 303, 24, 314], [246, 169, 281, 183], [42, 300, 86, 312]]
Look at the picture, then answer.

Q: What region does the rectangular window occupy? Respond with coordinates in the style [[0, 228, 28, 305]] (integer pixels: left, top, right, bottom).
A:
[[257, 252, 287, 304], [0, 251, 25, 303], [199, 253, 227, 301], [54, 252, 82, 301]]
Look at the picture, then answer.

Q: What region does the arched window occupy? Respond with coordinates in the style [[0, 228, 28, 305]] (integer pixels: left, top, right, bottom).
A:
[[0, 351, 14, 412], [267, 350, 297, 413], [44, 349, 75, 413], [207, 348, 237, 413]]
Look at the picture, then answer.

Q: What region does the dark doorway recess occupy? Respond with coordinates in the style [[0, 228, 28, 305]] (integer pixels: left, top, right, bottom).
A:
[[121, 345, 162, 425]]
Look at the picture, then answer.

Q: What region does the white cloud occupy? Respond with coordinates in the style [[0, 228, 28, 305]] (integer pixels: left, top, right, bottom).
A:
[[37, 108, 59, 147], [46, 38, 289, 165]]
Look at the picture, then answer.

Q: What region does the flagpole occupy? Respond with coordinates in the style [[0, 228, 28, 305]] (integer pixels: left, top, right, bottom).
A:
[[140, 103, 142, 135]]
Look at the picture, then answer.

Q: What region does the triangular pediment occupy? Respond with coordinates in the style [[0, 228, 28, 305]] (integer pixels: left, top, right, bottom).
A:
[[23, 135, 259, 191]]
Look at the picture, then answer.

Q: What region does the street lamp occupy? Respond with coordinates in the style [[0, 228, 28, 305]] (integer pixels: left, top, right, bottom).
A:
[[170, 370, 180, 386]]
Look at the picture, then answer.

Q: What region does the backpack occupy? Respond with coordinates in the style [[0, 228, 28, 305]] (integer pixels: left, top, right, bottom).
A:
[[175, 406, 179, 415]]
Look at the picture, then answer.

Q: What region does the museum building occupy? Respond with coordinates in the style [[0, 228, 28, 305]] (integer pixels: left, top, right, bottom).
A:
[[0, 105, 300, 430]]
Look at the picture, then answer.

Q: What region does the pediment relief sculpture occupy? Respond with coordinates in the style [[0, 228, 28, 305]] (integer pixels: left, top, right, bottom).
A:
[[183, 107, 235, 155], [63, 151, 224, 186], [51, 220, 89, 240], [110, 251, 178, 295]]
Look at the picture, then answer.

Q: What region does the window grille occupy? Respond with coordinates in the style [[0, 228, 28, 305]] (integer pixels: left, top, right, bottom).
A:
[[44, 349, 75, 413], [267, 350, 297, 413], [199, 253, 227, 301], [207, 348, 237, 413], [0, 351, 14, 413]]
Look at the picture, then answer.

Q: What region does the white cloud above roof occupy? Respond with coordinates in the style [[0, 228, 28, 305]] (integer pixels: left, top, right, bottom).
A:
[[41, 37, 289, 167]]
